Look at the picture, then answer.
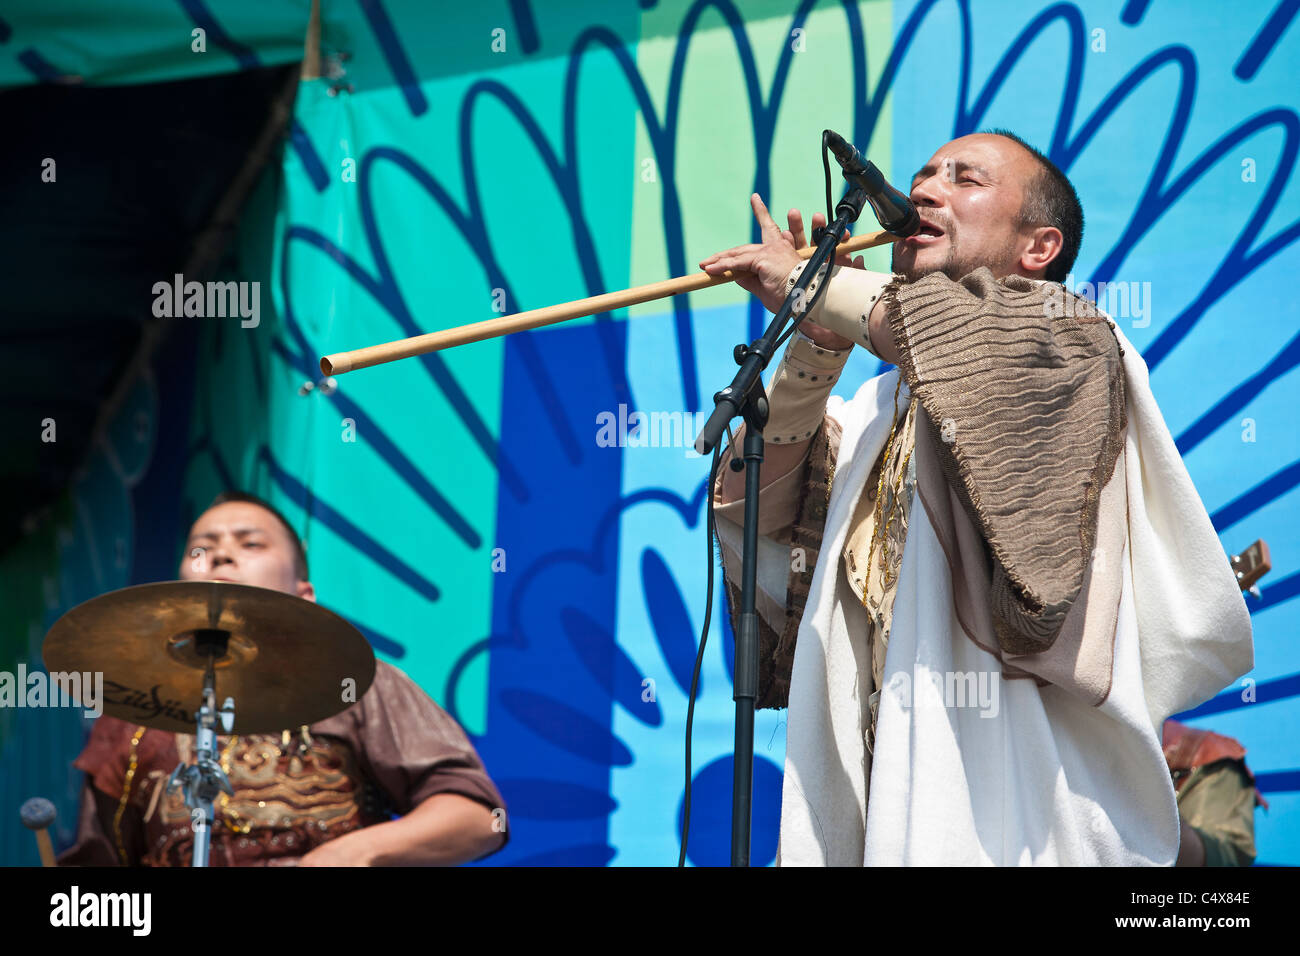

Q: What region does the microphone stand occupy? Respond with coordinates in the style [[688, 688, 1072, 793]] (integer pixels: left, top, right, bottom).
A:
[[695, 184, 869, 866]]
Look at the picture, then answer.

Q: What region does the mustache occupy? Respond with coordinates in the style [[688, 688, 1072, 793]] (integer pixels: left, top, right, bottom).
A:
[[917, 212, 951, 234]]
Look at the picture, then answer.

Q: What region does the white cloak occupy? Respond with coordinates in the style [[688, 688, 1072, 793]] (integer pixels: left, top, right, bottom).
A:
[[757, 325, 1254, 866]]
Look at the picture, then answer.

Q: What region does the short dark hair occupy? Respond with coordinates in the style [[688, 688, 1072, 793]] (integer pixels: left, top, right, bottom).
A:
[[982, 129, 1083, 283], [206, 490, 309, 580]]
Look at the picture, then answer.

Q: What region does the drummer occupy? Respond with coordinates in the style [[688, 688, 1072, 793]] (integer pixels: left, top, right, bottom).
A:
[[58, 491, 508, 867]]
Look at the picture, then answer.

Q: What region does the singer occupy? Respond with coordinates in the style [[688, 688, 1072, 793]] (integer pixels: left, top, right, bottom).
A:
[[699, 131, 1253, 866]]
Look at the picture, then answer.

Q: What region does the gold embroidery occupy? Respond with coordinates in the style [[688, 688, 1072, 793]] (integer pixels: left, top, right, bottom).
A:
[[851, 377, 918, 758], [864, 376, 915, 599], [217, 735, 253, 833], [166, 731, 365, 833], [113, 726, 148, 865]]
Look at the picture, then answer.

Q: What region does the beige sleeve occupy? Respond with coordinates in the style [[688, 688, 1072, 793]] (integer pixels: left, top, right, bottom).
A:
[[786, 260, 898, 359], [712, 330, 850, 535]]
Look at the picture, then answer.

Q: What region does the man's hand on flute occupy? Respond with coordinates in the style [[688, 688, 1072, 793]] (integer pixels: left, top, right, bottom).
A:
[[699, 193, 871, 354], [706, 194, 889, 506]]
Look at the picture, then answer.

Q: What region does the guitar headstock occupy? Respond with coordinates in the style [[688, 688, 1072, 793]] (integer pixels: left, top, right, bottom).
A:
[[1230, 539, 1271, 598]]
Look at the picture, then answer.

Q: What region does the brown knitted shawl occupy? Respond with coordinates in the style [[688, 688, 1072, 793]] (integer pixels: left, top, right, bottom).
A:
[[889, 268, 1127, 657], [720, 268, 1126, 709]]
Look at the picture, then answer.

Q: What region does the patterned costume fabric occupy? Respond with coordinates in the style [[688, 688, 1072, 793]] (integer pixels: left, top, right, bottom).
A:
[[57, 661, 505, 866], [714, 329, 917, 722]]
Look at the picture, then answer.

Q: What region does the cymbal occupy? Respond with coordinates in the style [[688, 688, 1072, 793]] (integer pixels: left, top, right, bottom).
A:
[[43, 581, 376, 734]]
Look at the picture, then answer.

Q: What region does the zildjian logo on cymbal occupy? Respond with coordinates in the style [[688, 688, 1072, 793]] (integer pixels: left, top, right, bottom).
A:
[[102, 681, 191, 724]]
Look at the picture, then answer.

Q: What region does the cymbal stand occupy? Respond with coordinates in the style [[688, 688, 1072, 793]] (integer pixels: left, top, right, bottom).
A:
[[167, 631, 236, 867]]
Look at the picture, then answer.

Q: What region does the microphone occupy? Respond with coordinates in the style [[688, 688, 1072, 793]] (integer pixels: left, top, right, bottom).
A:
[[823, 130, 920, 237]]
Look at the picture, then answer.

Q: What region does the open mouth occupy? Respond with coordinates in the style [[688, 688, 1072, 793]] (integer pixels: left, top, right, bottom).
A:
[[906, 220, 946, 245]]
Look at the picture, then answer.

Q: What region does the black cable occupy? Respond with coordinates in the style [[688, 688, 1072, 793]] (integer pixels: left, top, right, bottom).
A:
[[679, 441, 723, 867], [772, 256, 834, 352], [772, 137, 842, 353], [821, 130, 835, 226]]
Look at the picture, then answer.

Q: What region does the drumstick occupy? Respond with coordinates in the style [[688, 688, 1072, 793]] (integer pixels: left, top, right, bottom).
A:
[[320, 228, 898, 376], [21, 798, 57, 867]]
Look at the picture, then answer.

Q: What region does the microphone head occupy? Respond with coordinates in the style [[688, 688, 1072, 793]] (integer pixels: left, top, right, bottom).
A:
[[886, 205, 921, 238], [823, 129, 862, 171], [21, 797, 56, 830], [823, 128, 850, 154], [866, 188, 920, 238]]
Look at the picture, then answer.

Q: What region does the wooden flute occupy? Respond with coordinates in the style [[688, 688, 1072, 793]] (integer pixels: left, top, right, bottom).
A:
[[319, 228, 897, 375]]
